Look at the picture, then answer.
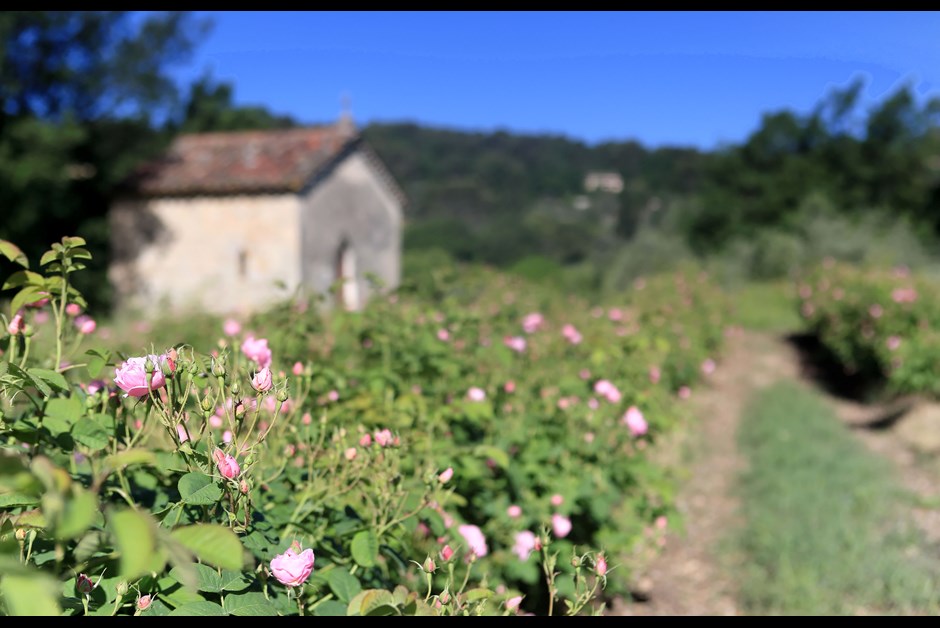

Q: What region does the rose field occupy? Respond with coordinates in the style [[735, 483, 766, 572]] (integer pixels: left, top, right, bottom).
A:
[[0, 236, 733, 616]]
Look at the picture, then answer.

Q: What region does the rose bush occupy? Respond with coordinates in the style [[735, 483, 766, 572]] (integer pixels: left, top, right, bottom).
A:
[[0, 237, 729, 616]]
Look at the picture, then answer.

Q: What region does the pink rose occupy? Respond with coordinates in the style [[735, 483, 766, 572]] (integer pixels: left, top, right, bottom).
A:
[[457, 524, 488, 558], [503, 336, 527, 353], [114, 354, 169, 398], [213, 448, 240, 479], [624, 406, 648, 437], [328, 390, 340, 402], [467, 387, 486, 402], [595, 554, 608, 576], [270, 543, 315, 587], [440, 545, 455, 562], [649, 366, 661, 384], [223, 318, 241, 337], [136, 594, 153, 611], [292, 361, 304, 376], [251, 366, 273, 392], [507, 504, 522, 518], [222, 430, 233, 444], [7, 311, 24, 336], [65, 303, 82, 317], [506, 596, 524, 612], [504, 381, 516, 394], [344, 447, 357, 461], [678, 386, 691, 400], [374, 428, 393, 447], [241, 335, 272, 368], [562, 324, 582, 344], [552, 514, 572, 538], [438, 467, 454, 483], [522, 312, 544, 334], [209, 415, 223, 428], [512, 530, 537, 560], [359, 433, 372, 447], [550, 494, 563, 507], [608, 308, 623, 321], [176, 424, 189, 444], [869, 304, 883, 319], [887, 335, 902, 351], [701, 359, 716, 375], [437, 328, 450, 342]]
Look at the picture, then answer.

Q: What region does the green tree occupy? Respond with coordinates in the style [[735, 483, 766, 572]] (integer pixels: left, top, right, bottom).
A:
[[0, 12, 209, 308]]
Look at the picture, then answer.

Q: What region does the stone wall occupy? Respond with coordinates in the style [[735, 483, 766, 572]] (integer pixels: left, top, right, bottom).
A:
[[299, 150, 403, 309], [109, 194, 301, 315]]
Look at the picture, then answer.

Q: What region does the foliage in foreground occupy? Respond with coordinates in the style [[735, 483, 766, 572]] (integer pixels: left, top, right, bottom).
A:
[[0, 236, 729, 616]]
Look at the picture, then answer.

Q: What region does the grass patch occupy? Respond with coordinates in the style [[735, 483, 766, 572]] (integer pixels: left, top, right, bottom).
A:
[[735, 381, 940, 615], [731, 281, 802, 333]]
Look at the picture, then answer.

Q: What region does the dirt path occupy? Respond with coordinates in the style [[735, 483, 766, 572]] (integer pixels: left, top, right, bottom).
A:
[[613, 328, 940, 616], [614, 329, 798, 616]]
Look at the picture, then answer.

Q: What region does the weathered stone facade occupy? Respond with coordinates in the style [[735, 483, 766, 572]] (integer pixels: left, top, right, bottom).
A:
[[109, 125, 404, 316]]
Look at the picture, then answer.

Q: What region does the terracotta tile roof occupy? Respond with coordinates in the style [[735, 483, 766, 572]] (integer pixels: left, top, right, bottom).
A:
[[129, 125, 354, 196]]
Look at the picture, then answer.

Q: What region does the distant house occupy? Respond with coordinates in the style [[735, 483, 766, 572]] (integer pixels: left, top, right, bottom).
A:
[[583, 171, 624, 194], [109, 117, 405, 315]]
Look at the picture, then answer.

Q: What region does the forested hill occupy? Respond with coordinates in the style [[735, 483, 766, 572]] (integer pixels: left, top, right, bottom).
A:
[[362, 122, 708, 223]]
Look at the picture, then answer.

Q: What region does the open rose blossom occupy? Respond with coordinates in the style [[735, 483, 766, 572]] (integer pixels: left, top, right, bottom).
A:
[[458, 524, 488, 558], [75, 315, 96, 335], [270, 542, 315, 587], [223, 318, 241, 337], [512, 530, 538, 560], [251, 366, 273, 392], [467, 387, 486, 402], [241, 335, 272, 368], [552, 513, 572, 538], [623, 406, 648, 437], [503, 335, 527, 353], [213, 448, 240, 479], [522, 312, 544, 334], [114, 354, 171, 397]]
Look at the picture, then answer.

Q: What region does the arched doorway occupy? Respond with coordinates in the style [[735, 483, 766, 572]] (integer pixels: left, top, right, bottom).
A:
[[335, 239, 360, 311]]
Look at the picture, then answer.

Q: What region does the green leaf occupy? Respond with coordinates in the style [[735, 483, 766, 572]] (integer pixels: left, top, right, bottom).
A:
[[110, 508, 157, 580], [347, 589, 396, 616], [61, 236, 86, 248], [10, 287, 44, 316], [28, 368, 69, 393], [39, 250, 59, 266], [69, 247, 92, 260], [314, 600, 348, 616], [6, 362, 51, 397], [0, 492, 40, 508], [350, 530, 378, 568], [465, 587, 493, 601], [0, 573, 60, 616], [2, 270, 43, 290], [170, 564, 221, 592], [0, 239, 29, 268], [54, 486, 97, 539], [167, 601, 226, 616], [224, 592, 278, 616], [171, 524, 243, 571], [104, 448, 155, 472], [84, 349, 111, 378], [71, 418, 110, 452], [177, 473, 222, 506], [42, 397, 81, 435], [327, 568, 361, 603]]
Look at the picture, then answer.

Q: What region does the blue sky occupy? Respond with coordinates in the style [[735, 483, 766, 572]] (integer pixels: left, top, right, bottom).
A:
[[172, 11, 940, 150]]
